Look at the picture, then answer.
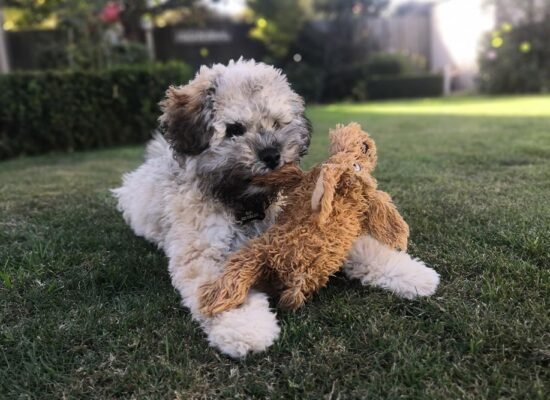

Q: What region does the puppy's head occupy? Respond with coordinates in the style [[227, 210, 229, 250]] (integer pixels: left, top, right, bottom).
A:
[[159, 59, 311, 210]]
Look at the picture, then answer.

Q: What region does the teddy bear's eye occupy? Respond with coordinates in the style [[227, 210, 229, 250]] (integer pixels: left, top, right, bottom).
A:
[[362, 142, 369, 153], [226, 123, 246, 137], [353, 163, 361, 172]]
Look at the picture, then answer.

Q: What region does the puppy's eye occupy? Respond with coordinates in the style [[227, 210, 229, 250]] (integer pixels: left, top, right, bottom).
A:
[[362, 142, 369, 153], [353, 163, 362, 172], [226, 123, 246, 137], [272, 121, 282, 130]]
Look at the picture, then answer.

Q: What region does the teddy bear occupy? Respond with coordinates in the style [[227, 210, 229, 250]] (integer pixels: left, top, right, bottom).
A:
[[199, 123, 409, 315]]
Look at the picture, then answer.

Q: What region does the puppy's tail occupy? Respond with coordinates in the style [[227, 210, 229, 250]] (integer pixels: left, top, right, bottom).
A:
[[145, 131, 171, 160]]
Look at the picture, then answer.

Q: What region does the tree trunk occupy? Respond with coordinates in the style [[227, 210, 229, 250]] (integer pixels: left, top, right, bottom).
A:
[[0, 7, 10, 73]]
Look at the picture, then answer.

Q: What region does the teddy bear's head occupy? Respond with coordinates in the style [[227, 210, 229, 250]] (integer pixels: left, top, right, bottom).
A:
[[328, 123, 377, 173], [311, 123, 379, 224]]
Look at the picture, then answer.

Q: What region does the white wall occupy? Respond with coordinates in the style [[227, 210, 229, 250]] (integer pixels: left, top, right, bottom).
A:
[[430, 0, 495, 89], [370, 15, 431, 63]]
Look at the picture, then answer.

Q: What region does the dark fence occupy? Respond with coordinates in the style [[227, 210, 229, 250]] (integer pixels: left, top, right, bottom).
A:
[[7, 29, 68, 70], [366, 74, 444, 100], [154, 22, 266, 69]]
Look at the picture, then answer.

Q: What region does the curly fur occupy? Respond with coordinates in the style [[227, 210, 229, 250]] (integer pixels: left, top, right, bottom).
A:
[[199, 123, 411, 315], [113, 60, 440, 359]]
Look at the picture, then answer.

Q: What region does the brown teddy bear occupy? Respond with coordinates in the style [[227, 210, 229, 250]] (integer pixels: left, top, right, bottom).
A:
[[199, 123, 409, 315]]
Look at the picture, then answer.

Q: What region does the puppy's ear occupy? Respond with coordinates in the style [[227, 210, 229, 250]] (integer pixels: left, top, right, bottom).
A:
[[298, 115, 313, 157], [311, 164, 346, 225], [159, 68, 217, 156]]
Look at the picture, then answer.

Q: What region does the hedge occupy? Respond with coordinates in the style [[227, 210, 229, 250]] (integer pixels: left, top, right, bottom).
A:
[[285, 61, 443, 103], [0, 62, 192, 160], [365, 74, 444, 100]]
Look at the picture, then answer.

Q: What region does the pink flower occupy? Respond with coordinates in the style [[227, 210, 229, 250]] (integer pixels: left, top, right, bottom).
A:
[[100, 2, 122, 23]]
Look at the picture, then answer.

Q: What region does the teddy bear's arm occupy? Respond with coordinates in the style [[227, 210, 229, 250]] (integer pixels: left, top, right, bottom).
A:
[[361, 190, 409, 251], [199, 246, 267, 316], [252, 163, 306, 191]]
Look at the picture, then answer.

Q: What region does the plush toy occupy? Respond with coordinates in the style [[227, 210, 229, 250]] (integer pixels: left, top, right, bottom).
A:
[[199, 123, 409, 315]]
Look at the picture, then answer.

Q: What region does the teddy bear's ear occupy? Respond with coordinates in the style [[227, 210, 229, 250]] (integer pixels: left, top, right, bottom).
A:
[[311, 164, 346, 225]]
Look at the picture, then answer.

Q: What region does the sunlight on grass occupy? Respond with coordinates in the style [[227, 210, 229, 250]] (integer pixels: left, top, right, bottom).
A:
[[321, 96, 550, 117], [2, 96, 549, 399]]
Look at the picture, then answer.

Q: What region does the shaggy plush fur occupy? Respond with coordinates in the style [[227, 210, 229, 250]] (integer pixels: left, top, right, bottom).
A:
[[199, 123, 410, 315], [112, 59, 440, 359]]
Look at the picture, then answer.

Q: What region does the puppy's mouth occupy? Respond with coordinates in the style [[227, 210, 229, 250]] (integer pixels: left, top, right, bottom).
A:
[[249, 158, 285, 179]]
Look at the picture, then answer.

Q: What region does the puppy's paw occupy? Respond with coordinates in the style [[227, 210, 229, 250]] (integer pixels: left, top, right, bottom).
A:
[[361, 257, 440, 300], [206, 291, 280, 358], [382, 262, 440, 299]]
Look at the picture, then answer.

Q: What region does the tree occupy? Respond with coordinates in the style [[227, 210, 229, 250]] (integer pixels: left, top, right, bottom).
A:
[[487, 0, 550, 25], [4, 0, 199, 38], [246, 0, 313, 61], [313, 0, 389, 69], [283, 0, 389, 101], [0, 7, 10, 72], [479, 0, 550, 93], [3, 0, 201, 69]]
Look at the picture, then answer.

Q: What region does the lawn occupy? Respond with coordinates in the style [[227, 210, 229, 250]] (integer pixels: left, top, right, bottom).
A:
[[1, 96, 549, 399]]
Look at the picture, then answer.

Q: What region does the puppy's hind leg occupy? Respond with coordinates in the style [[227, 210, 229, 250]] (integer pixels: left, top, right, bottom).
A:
[[344, 235, 440, 299]]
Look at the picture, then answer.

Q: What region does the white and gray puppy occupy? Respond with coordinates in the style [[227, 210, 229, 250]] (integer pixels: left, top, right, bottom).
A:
[[113, 59, 440, 358]]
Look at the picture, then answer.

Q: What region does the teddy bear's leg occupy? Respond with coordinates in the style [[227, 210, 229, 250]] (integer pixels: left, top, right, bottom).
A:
[[362, 190, 410, 251], [278, 270, 331, 310], [279, 285, 307, 310], [199, 252, 265, 316], [343, 235, 440, 299], [168, 245, 279, 359]]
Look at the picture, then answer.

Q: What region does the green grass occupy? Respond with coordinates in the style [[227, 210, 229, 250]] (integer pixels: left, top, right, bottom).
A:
[[1, 96, 549, 399]]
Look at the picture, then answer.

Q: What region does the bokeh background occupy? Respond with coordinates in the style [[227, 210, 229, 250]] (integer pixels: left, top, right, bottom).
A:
[[1, 2, 549, 399], [1, 0, 549, 158]]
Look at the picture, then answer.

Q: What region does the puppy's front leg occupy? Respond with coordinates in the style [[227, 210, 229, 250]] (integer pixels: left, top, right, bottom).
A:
[[343, 235, 440, 299], [167, 245, 280, 359]]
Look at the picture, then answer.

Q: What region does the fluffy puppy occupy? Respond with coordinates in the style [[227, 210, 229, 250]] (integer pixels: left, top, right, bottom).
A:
[[113, 59, 440, 359], [113, 59, 311, 358]]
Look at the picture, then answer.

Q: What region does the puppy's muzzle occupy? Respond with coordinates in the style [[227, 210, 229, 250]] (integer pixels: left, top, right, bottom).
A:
[[259, 147, 281, 170]]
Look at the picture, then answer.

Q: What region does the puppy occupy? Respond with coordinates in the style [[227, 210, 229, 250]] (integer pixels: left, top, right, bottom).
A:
[[113, 59, 440, 358]]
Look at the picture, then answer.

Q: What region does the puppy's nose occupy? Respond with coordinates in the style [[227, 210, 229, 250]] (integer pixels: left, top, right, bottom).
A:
[[259, 148, 281, 170]]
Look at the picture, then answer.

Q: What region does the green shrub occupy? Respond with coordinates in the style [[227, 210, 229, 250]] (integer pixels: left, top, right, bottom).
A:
[[322, 64, 367, 102], [366, 52, 428, 76], [284, 51, 431, 103], [478, 22, 550, 94], [0, 62, 192, 159], [284, 62, 325, 103], [362, 74, 443, 100]]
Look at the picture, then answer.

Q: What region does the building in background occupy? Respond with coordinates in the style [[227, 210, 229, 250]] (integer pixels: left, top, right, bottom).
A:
[[431, 0, 495, 93], [372, 0, 496, 93]]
